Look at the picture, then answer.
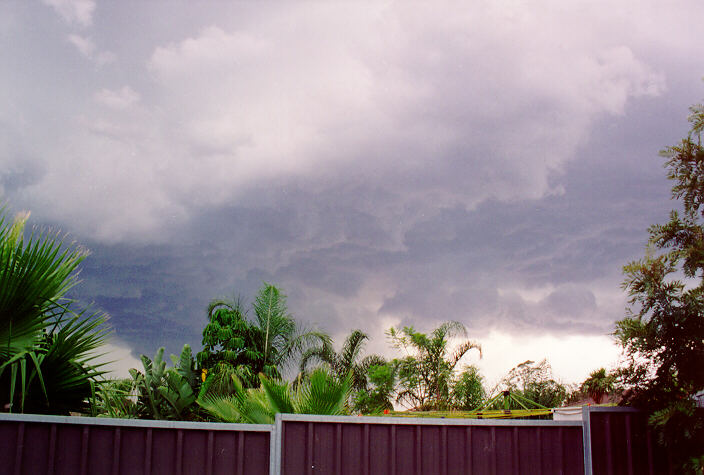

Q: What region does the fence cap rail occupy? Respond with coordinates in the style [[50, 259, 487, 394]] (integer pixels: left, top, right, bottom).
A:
[[0, 413, 273, 432], [279, 413, 584, 426], [584, 406, 640, 413]]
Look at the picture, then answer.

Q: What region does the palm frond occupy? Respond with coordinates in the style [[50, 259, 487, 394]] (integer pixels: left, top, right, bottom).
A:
[[253, 284, 288, 361], [294, 368, 350, 415], [449, 340, 482, 369], [339, 330, 368, 374], [259, 374, 294, 414], [299, 344, 335, 373], [432, 321, 467, 341], [198, 394, 244, 423], [276, 329, 330, 371], [0, 211, 87, 359]]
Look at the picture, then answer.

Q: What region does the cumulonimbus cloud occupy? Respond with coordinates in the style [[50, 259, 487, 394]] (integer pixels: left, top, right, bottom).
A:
[[15, 2, 668, 243]]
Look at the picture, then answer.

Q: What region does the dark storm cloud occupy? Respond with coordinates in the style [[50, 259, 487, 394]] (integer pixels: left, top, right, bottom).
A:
[[68, 90, 677, 357], [2, 1, 703, 376]]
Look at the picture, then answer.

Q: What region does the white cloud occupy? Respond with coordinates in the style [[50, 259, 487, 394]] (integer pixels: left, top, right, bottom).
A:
[[68, 34, 115, 65], [94, 340, 141, 379], [43, 0, 95, 28], [94, 86, 140, 110], [68, 33, 94, 56], [474, 330, 621, 388]]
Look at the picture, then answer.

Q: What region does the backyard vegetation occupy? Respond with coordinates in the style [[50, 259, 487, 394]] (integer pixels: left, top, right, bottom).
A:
[[1, 99, 703, 472]]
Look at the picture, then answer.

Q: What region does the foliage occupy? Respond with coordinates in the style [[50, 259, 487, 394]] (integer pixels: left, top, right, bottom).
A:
[[90, 378, 139, 419], [451, 365, 486, 410], [580, 368, 617, 404], [299, 329, 385, 399], [616, 99, 704, 471], [388, 322, 481, 410], [196, 284, 329, 388], [353, 363, 397, 414], [198, 368, 350, 424], [523, 380, 568, 409], [0, 209, 108, 414], [196, 298, 255, 373], [129, 345, 198, 420], [492, 359, 567, 409], [197, 361, 241, 400]]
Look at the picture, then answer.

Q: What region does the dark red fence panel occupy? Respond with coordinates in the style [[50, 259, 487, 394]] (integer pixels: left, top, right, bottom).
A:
[[586, 407, 671, 475], [0, 414, 272, 475], [277, 415, 585, 475], [2, 408, 668, 474]]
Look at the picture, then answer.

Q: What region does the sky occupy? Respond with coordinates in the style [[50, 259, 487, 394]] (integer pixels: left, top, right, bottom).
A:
[[1, 0, 703, 388]]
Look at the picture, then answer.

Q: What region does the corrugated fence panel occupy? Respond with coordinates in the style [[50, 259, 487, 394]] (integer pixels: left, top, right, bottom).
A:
[[279, 415, 585, 475], [0, 415, 271, 475], [588, 408, 671, 475], [2, 408, 671, 474]]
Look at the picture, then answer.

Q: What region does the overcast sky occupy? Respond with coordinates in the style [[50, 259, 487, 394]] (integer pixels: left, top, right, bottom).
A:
[[2, 0, 703, 386]]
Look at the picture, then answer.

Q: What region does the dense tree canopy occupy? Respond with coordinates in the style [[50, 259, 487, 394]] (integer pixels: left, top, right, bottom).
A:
[[494, 359, 568, 409], [197, 284, 328, 388], [580, 368, 616, 404], [617, 99, 704, 471]]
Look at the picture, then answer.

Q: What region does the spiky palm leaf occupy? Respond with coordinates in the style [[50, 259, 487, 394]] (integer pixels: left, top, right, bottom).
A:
[[0, 210, 108, 413], [0, 212, 86, 356], [259, 375, 294, 414], [198, 369, 350, 423], [294, 369, 350, 415], [198, 394, 245, 423]]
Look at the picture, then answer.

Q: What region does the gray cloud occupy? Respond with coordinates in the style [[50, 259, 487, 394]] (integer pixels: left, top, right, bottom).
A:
[[1, 1, 702, 372]]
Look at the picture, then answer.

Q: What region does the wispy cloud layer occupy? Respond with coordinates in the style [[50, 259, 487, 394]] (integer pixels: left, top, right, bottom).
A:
[[43, 0, 95, 27]]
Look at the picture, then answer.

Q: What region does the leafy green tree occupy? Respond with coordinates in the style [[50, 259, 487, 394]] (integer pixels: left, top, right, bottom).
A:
[[451, 365, 486, 410], [197, 284, 329, 388], [198, 368, 350, 424], [388, 322, 481, 410], [493, 359, 567, 409], [353, 363, 396, 414], [616, 99, 704, 471], [197, 298, 254, 370], [580, 368, 616, 404], [0, 210, 108, 414], [299, 329, 385, 394]]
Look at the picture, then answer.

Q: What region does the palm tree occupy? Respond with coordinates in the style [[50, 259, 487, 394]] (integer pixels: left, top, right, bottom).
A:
[[389, 321, 481, 410], [197, 284, 329, 388], [0, 209, 108, 414], [252, 285, 329, 377], [299, 329, 385, 393], [581, 368, 616, 404], [197, 368, 350, 424]]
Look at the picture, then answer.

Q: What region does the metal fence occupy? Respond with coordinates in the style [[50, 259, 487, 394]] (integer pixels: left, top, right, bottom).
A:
[[584, 406, 671, 475], [0, 407, 667, 474], [0, 414, 273, 475], [275, 414, 584, 474]]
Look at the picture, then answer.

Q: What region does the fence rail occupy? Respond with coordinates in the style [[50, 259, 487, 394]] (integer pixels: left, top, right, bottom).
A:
[[0, 407, 666, 474]]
